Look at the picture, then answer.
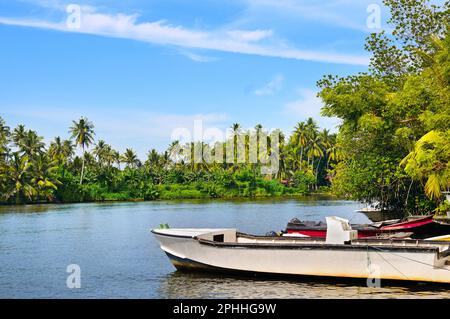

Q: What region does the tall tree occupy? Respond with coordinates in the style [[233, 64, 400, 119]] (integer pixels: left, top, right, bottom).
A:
[[69, 117, 95, 184], [121, 148, 140, 168]]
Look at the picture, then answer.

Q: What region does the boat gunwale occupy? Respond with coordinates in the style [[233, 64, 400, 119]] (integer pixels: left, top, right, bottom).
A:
[[151, 229, 194, 239], [197, 237, 445, 255], [238, 232, 450, 247]]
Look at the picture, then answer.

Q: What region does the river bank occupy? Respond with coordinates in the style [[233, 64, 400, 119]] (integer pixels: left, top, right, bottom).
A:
[[0, 185, 343, 206]]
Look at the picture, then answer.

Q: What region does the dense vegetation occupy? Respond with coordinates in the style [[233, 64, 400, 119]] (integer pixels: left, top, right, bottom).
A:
[[318, 0, 450, 215], [1, 0, 449, 217], [0, 116, 338, 204]]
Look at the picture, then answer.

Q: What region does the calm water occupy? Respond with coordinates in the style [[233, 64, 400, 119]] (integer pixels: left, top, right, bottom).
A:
[[0, 198, 449, 299]]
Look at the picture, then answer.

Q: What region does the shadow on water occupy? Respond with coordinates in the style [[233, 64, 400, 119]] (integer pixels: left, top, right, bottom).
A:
[[157, 271, 450, 299]]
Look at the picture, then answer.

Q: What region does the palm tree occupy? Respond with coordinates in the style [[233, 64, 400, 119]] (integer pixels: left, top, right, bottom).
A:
[[309, 133, 325, 188], [103, 146, 116, 168], [48, 136, 67, 166], [146, 149, 160, 168], [121, 148, 140, 168], [292, 122, 308, 170], [19, 130, 45, 158], [62, 140, 75, 163], [254, 124, 263, 163], [93, 140, 108, 166], [4, 153, 35, 204], [31, 153, 59, 201], [231, 123, 241, 165], [12, 124, 26, 145], [69, 117, 95, 184], [0, 117, 10, 161], [113, 150, 121, 169]]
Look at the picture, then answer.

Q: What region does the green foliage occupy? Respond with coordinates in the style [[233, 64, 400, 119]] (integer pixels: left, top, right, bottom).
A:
[[317, 0, 450, 214]]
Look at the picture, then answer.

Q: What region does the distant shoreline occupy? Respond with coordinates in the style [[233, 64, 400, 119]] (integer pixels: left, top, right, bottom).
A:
[[0, 192, 341, 207]]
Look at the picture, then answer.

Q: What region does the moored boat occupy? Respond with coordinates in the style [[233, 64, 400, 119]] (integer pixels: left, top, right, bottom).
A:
[[153, 217, 450, 284], [285, 215, 450, 239]]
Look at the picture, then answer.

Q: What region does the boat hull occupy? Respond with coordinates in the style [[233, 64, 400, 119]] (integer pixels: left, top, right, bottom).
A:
[[153, 230, 450, 284]]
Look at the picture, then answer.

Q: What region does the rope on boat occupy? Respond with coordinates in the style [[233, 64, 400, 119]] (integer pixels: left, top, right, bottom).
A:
[[370, 246, 410, 280], [368, 245, 450, 273]]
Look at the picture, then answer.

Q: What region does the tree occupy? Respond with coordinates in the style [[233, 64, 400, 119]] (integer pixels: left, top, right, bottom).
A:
[[11, 124, 26, 146], [402, 130, 450, 200], [18, 130, 45, 158], [146, 149, 160, 168], [31, 153, 60, 201], [231, 123, 241, 165], [69, 117, 95, 184], [49, 136, 73, 166], [317, 1, 450, 213], [121, 148, 140, 168], [292, 122, 308, 171], [4, 153, 35, 204]]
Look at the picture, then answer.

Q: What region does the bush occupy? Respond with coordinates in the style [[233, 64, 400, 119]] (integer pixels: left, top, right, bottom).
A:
[[102, 192, 131, 201], [292, 171, 315, 192]]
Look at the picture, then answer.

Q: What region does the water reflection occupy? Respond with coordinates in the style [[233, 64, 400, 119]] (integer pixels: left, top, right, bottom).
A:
[[158, 271, 450, 299]]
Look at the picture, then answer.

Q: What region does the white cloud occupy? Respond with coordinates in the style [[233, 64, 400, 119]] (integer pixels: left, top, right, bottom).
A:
[[178, 50, 218, 63], [227, 29, 273, 42], [253, 74, 284, 96], [283, 89, 341, 131], [0, 5, 369, 65]]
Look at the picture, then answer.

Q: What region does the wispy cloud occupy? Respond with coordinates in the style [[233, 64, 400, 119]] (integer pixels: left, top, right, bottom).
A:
[[178, 50, 218, 63], [253, 74, 284, 96], [0, 4, 369, 65], [283, 88, 341, 131]]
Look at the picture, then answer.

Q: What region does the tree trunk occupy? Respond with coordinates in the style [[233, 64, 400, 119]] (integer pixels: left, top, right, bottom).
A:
[[80, 147, 85, 185], [299, 146, 303, 171], [315, 156, 322, 190]]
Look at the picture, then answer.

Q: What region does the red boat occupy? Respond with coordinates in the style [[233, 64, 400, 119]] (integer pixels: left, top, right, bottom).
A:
[[285, 215, 450, 239]]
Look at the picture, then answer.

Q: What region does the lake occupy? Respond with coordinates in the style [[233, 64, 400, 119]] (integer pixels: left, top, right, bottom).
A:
[[0, 197, 449, 299]]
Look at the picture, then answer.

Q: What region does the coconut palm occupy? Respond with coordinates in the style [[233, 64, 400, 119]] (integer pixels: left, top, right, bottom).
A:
[[18, 130, 45, 158], [146, 149, 160, 168], [121, 148, 140, 168], [103, 146, 116, 168], [308, 133, 325, 188], [4, 153, 35, 204], [112, 150, 121, 169], [69, 117, 95, 184], [48, 136, 69, 166], [12, 124, 26, 146], [93, 140, 108, 166], [31, 153, 59, 201], [292, 122, 308, 170], [62, 140, 75, 163], [231, 123, 241, 165], [0, 117, 10, 160]]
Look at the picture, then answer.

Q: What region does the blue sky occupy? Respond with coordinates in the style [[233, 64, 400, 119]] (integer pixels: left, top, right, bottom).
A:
[[0, 0, 387, 158]]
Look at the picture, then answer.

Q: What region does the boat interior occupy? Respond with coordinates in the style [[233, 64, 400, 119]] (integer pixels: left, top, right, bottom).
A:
[[194, 229, 450, 253]]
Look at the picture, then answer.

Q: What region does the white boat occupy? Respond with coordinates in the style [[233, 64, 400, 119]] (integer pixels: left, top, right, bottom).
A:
[[152, 217, 450, 284]]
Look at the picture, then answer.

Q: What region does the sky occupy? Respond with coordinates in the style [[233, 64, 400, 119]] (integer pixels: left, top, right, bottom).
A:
[[0, 0, 389, 158]]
